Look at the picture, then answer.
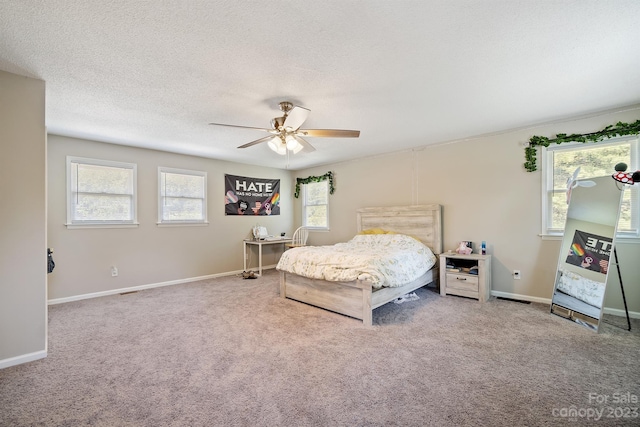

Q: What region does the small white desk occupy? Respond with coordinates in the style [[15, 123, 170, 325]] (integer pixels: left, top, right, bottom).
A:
[[243, 238, 293, 276]]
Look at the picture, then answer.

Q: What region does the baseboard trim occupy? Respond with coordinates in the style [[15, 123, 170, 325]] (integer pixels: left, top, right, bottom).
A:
[[47, 269, 260, 305], [0, 350, 47, 370], [603, 307, 640, 319], [490, 290, 551, 305], [490, 290, 640, 319]]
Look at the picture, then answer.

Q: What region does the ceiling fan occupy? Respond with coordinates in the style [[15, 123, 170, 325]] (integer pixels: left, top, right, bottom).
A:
[[209, 101, 360, 155]]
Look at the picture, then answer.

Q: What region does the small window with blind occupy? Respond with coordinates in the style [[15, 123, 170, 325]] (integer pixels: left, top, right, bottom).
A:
[[66, 156, 138, 228], [158, 167, 208, 225], [541, 136, 639, 239]]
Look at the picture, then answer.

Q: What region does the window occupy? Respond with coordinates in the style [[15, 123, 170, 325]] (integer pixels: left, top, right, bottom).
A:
[[158, 167, 207, 225], [541, 136, 639, 238], [67, 156, 137, 227], [302, 180, 329, 230]]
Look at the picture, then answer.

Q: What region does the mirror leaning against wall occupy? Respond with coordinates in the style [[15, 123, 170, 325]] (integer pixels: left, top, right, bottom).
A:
[[550, 174, 625, 331]]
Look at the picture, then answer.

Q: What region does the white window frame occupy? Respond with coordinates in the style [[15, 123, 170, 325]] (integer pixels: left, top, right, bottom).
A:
[[541, 136, 639, 240], [66, 156, 138, 228], [157, 167, 208, 226], [302, 180, 330, 231]]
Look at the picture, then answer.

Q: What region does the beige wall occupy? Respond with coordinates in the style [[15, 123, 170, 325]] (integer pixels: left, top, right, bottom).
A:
[[0, 70, 47, 366], [297, 106, 640, 315], [44, 106, 640, 316], [47, 135, 294, 300]]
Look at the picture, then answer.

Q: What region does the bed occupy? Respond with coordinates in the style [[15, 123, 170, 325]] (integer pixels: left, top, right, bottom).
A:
[[277, 204, 443, 326]]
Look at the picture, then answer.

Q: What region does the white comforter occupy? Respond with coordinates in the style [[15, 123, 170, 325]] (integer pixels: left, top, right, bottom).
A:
[[276, 234, 436, 289]]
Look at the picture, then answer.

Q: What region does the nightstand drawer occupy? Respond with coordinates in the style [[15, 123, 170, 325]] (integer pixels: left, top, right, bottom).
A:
[[446, 274, 479, 292]]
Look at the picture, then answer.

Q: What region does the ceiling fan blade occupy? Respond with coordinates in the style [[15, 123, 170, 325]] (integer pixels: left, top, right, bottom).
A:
[[293, 135, 316, 153], [283, 106, 310, 131], [298, 129, 360, 138], [237, 135, 276, 149], [209, 122, 275, 133]]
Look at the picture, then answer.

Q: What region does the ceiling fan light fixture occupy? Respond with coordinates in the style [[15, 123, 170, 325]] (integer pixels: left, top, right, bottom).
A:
[[267, 136, 287, 155], [285, 134, 304, 154], [284, 134, 304, 154], [285, 134, 297, 149]]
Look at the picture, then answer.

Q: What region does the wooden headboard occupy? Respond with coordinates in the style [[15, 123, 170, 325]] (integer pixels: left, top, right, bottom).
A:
[[356, 204, 443, 254]]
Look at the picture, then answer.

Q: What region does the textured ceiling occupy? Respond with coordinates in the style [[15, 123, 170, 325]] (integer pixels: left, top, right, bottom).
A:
[[1, 1, 640, 170]]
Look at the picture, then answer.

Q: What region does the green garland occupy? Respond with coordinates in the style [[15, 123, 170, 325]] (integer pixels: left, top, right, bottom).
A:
[[524, 119, 640, 172], [294, 171, 335, 198]]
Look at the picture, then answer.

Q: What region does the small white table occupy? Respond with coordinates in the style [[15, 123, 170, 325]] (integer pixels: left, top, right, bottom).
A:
[[243, 238, 293, 276]]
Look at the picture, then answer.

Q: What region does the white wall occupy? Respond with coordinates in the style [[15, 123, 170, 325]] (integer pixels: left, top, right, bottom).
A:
[[297, 105, 640, 315], [0, 70, 47, 367], [47, 135, 294, 301]]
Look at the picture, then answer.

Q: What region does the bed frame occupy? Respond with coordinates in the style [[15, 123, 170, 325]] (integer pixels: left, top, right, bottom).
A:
[[279, 204, 443, 326]]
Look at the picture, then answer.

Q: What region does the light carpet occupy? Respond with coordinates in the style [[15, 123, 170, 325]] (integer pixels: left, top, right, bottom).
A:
[[1, 269, 638, 426]]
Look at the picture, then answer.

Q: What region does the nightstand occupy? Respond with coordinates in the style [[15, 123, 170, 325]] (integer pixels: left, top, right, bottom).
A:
[[439, 253, 491, 302]]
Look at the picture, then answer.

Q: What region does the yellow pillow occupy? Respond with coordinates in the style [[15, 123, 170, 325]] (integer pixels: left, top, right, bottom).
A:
[[358, 228, 396, 235]]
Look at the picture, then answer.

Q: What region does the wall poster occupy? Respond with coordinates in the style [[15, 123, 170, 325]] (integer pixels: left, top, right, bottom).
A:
[[565, 230, 612, 275], [224, 174, 280, 216]]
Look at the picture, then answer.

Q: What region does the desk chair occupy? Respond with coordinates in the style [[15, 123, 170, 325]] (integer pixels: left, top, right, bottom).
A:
[[287, 226, 309, 249]]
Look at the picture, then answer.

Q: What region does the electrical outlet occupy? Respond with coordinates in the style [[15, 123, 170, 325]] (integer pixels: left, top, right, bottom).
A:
[[111, 266, 118, 277], [513, 270, 521, 280]]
